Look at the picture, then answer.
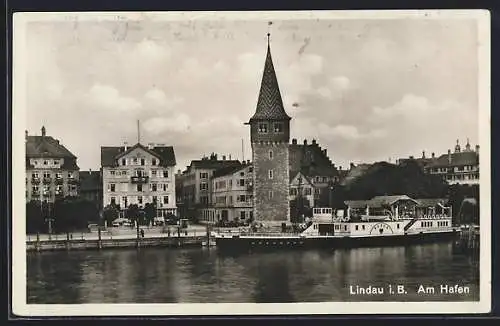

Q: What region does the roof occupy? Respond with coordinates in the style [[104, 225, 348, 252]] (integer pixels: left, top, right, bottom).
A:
[[212, 163, 247, 178], [26, 135, 77, 159], [289, 171, 313, 185], [289, 143, 338, 178], [189, 159, 241, 171], [426, 151, 479, 168], [79, 170, 102, 192], [101, 143, 176, 167], [249, 43, 291, 122], [414, 198, 448, 207], [345, 195, 419, 208]]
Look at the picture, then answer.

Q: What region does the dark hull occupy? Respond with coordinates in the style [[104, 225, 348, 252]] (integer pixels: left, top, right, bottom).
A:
[[215, 231, 460, 252]]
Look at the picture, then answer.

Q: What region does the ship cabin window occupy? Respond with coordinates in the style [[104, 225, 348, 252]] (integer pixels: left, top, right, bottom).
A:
[[344, 225, 347, 231], [362, 225, 366, 230], [355, 225, 359, 231], [397, 224, 400, 229]]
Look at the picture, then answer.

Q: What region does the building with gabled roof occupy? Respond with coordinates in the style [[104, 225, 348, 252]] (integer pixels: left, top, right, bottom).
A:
[[26, 126, 80, 203], [100, 141, 177, 220]]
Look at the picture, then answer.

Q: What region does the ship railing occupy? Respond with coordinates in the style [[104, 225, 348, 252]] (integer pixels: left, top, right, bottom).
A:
[[216, 232, 302, 238]]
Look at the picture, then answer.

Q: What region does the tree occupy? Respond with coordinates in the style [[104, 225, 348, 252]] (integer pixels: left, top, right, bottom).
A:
[[143, 203, 156, 225], [52, 197, 98, 233], [103, 204, 120, 226], [26, 200, 45, 234], [125, 204, 140, 224]]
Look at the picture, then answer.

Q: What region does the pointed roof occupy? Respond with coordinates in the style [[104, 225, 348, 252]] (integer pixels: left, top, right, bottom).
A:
[[249, 36, 291, 122], [100, 143, 176, 167]]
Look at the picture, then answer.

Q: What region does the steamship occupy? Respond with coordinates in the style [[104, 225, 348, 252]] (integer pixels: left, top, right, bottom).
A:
[[214, 196, 460, 250]]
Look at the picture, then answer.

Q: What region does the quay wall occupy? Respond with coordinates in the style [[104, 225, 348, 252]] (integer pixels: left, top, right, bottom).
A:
[[27, 236, 208, 252]]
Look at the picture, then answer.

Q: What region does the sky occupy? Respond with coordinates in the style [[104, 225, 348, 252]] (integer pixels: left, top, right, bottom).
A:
[[22, 14, 480, 171]]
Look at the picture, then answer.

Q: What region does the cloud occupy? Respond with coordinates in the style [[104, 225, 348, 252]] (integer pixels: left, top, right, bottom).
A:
[[372, 93, 457, 119], [133, 39, 171, 62], [330, 76, 351, 91], [143, 114, 191, 134], [319, 124, 386, 140], [86, 83, 142, 112]]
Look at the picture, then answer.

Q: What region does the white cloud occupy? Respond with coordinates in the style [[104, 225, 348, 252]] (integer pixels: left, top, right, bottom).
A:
[[143, 114, 191, 134], [372, 94, 456, 118], [133, 39, 171, 62], [330, 76, 351, 91], [87, 83, 142, 111], [318, 124, 386, 140]]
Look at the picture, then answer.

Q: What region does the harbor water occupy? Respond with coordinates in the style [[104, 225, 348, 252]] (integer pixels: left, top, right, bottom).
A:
[[27, 238, 479, 303]]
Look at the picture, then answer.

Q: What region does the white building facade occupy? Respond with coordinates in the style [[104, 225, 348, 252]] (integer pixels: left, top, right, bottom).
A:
[[101, 143, 177, 219]]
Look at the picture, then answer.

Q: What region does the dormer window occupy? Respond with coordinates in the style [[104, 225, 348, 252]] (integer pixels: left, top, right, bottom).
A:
[[258, 123, 268, 133], [273, 123, 283, 133], [152, 159, 157, 166], [121, 159, 126, 166]]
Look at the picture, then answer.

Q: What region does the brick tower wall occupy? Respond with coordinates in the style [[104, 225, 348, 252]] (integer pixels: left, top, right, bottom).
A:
[[252, 142, 290, 224]]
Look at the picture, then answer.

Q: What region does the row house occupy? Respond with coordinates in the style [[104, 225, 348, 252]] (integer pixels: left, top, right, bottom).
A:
[[100, 142, 177, 220], [397, 139, 480, 185], [25, 126, 80, 203], [179, 153, 241, 220], [200, 163, 254, 224], [79, 170, 103, 208]]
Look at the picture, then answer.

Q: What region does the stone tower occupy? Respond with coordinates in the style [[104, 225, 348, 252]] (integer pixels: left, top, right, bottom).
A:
[[246, 34, 291, 225]]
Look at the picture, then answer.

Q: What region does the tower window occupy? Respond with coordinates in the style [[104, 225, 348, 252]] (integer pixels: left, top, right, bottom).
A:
[[273, 123, 283, 133], [268, 191, 274, 199], [269, 150, 273, 159], [269, 170, 274, 179], [258, 123, 268, 133]]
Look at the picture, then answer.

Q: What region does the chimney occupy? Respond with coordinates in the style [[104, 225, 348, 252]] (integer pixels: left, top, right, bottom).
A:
[[124, 142, 128, 151], [292, 138, 297, 145], [304, 139, 307, 145], [448, 149, 452, 164], [432, 152, 435, 158], [41, 126, 46, 137], [422, 151, 426, 159], [475, 144, 480, 154], [312, 139, 317, 145]]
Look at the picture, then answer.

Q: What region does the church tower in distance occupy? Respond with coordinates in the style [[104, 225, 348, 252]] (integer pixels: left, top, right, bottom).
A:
[[246, 33, 291, 225]]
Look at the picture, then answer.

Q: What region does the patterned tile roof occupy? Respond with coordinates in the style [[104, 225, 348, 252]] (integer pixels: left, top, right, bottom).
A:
[[426, 151, 479, 168], [26, 135, 77, 159], [249, 44, 291, 122], [212, 163, 247, 178]]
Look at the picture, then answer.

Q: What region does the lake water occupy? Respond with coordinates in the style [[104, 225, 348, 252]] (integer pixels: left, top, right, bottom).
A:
[[27, 240, 479, 303]]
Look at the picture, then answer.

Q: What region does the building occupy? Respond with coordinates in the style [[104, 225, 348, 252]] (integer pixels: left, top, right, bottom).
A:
[[345, 195, 450, 220], [397, 139, 480, 185], [246, 34, 292, 226], [79, 170, 102, 208], [200, 162, 254, 225], [25, 126, 80, 203], [289, 138, 340, 206], [100, 142, 177, 220], [180, 153, 242, 220]]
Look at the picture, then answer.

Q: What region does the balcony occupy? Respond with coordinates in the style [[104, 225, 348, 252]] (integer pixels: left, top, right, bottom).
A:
[[67, 178, 79, 185], [43, 177, 52, 184], [131, 176, 149, 184], [31, 178, 40, 184]]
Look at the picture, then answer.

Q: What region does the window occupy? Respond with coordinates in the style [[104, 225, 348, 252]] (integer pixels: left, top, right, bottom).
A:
[[133, 158, 138, 164], [32, 185, 39, 192], [238, 195, 246, 202], [269, 150, 273, 159], [290, 188, 297, 196], [152, 170, 157, 177], [362, 225, 366, 230], [152, 159, 157, 166], [138, 196, 143, 204], [258, 123, 268, 133], [163, 184, 168, 191], [240, 211, 246, 220], [110, 197, 116, 205], [43, 172, 51, 178], [240, 171, 245, 177], [53, 160, 59, 165], [122, 158, 126, 166], [163, 170, 169, 178], [304, 187, 312, 196], [122, 170, 127, 176], [200, 183, 208, 191], [239, 179, 245, 187], [110, 170, 115, 176], [68, 172, 74, 179], [397, 224, 400, 229], [273, 123, 283, 133], [268, 191, 273, 199], [137, 184, 143, 192], [200, 172, 208, 179], [122, 196, 128, 207], [269, 170, 273, 179], [151, 183, 157, 192], [140, 158, 145, 166], [163, 196, 169, 204], [249, 167, 253, 172], [152, 196, 157, 204], [32, 173, 39, 179], [110, 184, 116, 192], [201, 196, 209, 205], [315, 176, 320, 182], [43, 160, 48, 165], [355, 225, 359, 231]]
